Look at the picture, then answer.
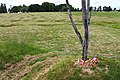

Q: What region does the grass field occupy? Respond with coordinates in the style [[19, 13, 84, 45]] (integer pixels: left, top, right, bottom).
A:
[[0, 12, 120, 80]]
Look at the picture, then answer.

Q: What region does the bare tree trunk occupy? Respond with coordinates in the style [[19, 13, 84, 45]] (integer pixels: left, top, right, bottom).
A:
[[82, 0, 89, 61], [66, 0, 91, 61]]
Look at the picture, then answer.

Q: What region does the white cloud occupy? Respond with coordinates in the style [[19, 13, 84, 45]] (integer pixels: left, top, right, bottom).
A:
[[0, 0, 120, 9]]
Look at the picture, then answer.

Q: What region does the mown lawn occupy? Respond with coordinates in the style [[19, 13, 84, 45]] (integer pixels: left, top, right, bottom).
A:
[[0, 12, 120, 80]]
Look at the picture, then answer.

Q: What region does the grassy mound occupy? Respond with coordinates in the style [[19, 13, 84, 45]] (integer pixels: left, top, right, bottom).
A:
[[41, 56, 120, 80]]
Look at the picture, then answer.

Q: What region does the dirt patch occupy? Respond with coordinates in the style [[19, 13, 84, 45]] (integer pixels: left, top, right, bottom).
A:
[[0, 53, 61, 80], [82, 68, 94, 74], [32, 57, 62, 80], [0, 54, 43, 80]]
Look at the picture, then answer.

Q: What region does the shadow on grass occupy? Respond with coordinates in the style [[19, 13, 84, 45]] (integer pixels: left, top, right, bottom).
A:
[[0, 24, 25, 27]]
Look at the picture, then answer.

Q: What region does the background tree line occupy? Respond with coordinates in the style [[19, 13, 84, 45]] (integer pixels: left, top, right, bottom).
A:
[[0, 2, 120, 13], [93, 6, 112, 12], [8, 2, 78, 13]]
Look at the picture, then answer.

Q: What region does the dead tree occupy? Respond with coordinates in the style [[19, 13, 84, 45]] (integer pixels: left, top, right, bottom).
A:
[[66, 0, 92, 61]]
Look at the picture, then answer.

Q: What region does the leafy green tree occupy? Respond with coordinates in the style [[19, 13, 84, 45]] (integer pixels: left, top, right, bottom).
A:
[[58, 4, 74, 12], [42, 2, 49, 12], [10, 6, 20, 13], [97, 6, 102, 12], [49, 3, 55, 12], [3, 4, 7, 13], [61, 6, 66, 11], [55, 5, 59, 12], [9, 5, 28, 13], [114, 8, 116, 11], [21, 5, 28, 13], [94, 7, 97, 11], [103, 6, 112, 11], [58, 4, 67, 11], [89, 6, 93, 11], [0, 3, 4, 13], [108, 6, 112, 11], [21, 7, 27, 13], [41, 2, 55, 12], [0, 3, 7, 13], [28, 4, 42, 12]]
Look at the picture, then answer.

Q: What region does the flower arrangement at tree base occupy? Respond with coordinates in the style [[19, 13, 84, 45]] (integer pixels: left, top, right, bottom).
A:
[[75, 57, 98, 68]]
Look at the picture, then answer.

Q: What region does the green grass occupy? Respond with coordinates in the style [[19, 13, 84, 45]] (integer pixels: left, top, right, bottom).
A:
[[0, 41, 50, 69], [0, 12, 120, 79], [43, 56, 120, 80]]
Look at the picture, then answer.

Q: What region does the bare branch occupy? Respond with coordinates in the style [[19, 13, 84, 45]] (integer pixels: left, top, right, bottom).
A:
[[87, 0, 91, 41], [87, 0, 90, 12], [87, 0, 92, 20], [89, 8, 92, 20], [66, 0, 83, 46]]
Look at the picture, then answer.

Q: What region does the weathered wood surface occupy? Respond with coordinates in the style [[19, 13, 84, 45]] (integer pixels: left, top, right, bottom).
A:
[[66, 0, 83, 46], [66, 0, 91, 61]]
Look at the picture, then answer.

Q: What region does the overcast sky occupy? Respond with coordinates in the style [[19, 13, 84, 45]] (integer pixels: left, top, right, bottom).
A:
[[0, 0, 120, 9]]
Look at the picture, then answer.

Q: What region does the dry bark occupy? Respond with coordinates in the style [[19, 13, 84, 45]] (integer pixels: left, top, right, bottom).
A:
[[66, 0, 92, 61]]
